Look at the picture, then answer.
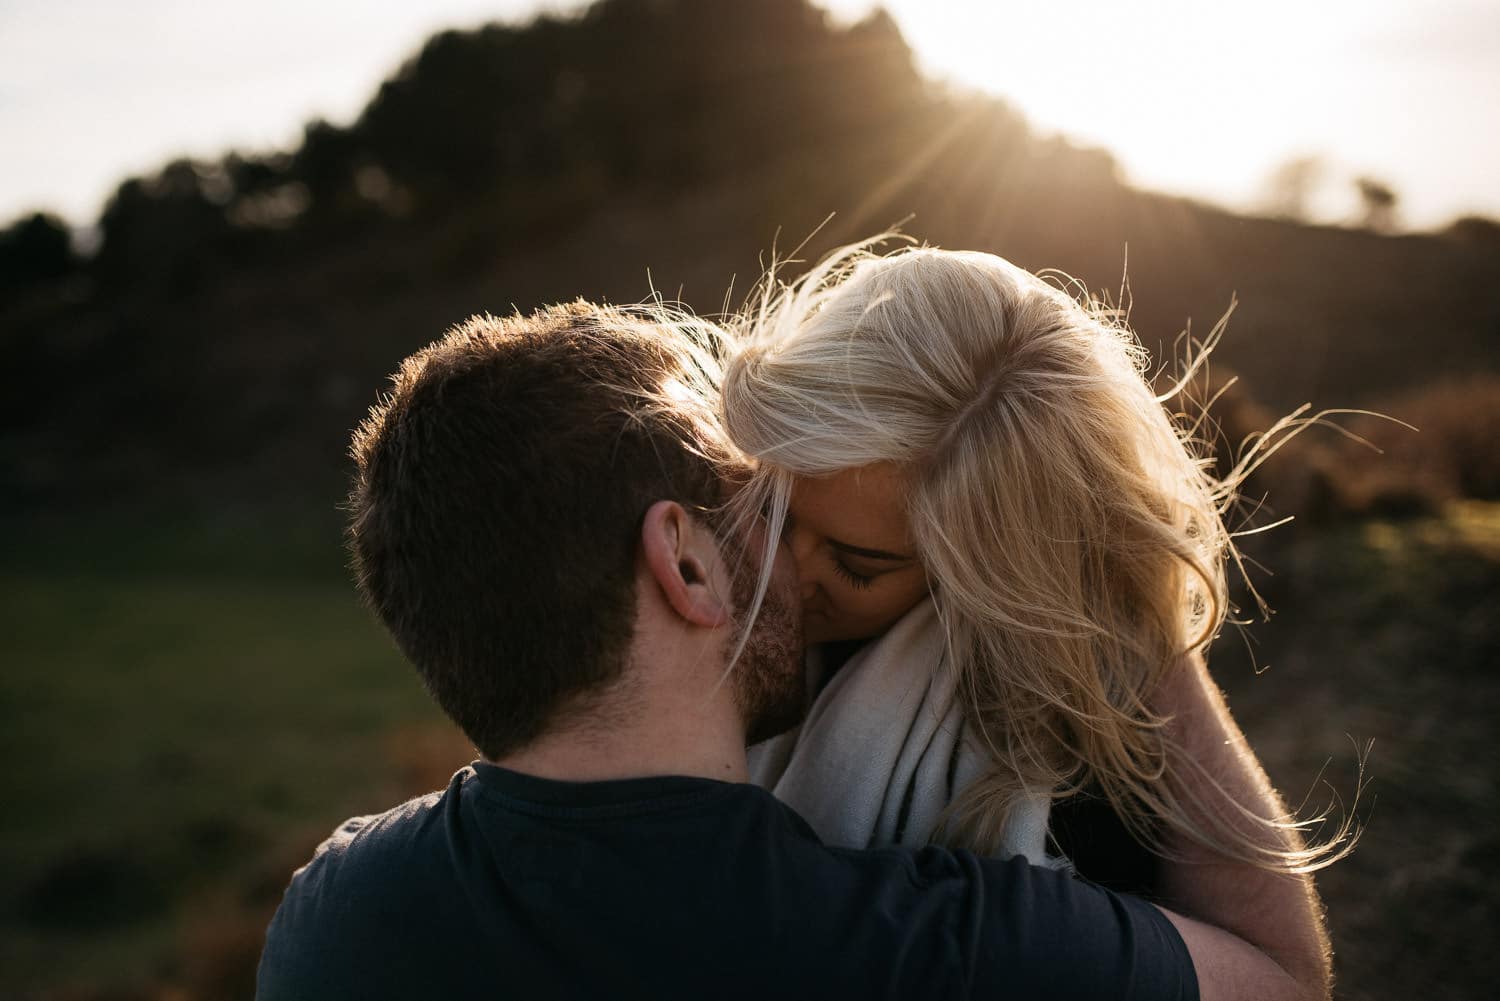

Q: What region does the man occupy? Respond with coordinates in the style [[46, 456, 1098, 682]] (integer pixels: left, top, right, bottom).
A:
[[257, 301, 1329, 1000]]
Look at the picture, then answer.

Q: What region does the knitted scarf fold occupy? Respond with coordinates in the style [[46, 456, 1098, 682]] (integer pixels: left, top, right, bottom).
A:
[[749, 599, 1064, 867]]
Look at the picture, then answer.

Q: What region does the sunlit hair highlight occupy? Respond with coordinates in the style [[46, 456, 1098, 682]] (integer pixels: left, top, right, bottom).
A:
[[719, 239, 1354, 873]]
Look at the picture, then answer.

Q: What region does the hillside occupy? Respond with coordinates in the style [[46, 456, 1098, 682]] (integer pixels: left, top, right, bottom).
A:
[[1, 0, 1496, 519]]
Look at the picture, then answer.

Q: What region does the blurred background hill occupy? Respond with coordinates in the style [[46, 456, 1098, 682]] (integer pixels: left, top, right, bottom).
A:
[[2, 1, 1497, 998]]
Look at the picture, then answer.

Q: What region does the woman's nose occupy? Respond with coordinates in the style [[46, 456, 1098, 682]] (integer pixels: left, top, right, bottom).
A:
[[785, 525, 821, 599]]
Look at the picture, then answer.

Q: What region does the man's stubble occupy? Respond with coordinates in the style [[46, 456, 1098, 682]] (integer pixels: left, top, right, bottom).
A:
[[725, 537, 806, 747]]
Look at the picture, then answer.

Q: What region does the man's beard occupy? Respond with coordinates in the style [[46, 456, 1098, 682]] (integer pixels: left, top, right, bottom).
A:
[[725, 547, 806, 747]]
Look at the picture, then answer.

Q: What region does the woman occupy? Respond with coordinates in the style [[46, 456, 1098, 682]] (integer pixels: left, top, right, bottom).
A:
[[716, 240, 1346, 884]]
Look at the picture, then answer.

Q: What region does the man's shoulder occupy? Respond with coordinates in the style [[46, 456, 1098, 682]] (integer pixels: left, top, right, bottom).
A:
[[279, 784, 458, 922], [297, 779, 454, 876], [326, 786, 448, 850], [257, 772, 474, 998]]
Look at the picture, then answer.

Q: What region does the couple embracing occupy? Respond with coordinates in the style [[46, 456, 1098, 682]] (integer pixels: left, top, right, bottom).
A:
[[257, 242, 1343, 1000]]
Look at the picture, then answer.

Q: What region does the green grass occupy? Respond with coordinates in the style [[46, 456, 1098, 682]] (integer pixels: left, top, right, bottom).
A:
[[0, 515, 467, 995]]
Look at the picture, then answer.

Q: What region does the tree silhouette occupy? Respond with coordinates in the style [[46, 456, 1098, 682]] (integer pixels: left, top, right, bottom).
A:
[[292, 120, 362, 213], [1355, 175, 1399, 232], [1263, 154, 1324, 221], [94, 160, 234, 293], [0, 213, 76, 296], [349, 0, 926, 205]]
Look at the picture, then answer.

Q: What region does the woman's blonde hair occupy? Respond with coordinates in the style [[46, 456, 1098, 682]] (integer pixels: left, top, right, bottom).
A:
[[720, 239, 1351, 872]]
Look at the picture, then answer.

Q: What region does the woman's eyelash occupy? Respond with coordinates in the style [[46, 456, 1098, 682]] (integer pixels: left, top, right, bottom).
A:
[[829, 554, 875, 590]]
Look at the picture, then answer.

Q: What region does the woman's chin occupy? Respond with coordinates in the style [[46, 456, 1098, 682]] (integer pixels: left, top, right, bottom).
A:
[[804, 623, 835, 645], [804, 615, 876, 646], [801, 611, 838, 645]]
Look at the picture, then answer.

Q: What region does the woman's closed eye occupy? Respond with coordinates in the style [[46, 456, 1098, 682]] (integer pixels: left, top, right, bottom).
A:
[[826, 542, 916, 590], [829, 552, 877, 590]]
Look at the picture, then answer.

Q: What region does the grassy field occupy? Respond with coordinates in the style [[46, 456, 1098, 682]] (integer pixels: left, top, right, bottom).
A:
[[1, 504, 1496, 999], [0, 512, 472, 998], [1210, 503, 1500, 1001]]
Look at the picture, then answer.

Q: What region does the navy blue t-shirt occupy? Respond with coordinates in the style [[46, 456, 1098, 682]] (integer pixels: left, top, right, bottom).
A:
[[257, 763, 1197, 1000]]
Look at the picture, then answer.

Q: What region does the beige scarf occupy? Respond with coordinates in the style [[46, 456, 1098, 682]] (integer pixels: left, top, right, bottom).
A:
[[748, 599, 1064, 867]]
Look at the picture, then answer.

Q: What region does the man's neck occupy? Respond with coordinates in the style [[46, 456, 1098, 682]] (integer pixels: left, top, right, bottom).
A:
[[492, 688, 750, 785]]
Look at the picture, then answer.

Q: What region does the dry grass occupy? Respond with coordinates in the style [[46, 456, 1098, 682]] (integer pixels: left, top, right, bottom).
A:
[[1211, 505, 1500, 1000], [1167, 371, 1500, 527]]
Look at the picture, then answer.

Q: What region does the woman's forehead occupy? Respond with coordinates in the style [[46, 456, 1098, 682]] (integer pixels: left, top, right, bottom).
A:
[[792, 464, 911, 548]]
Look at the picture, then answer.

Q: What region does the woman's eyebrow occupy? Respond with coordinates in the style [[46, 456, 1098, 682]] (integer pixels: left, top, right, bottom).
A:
[[828, 538, 915, 562]]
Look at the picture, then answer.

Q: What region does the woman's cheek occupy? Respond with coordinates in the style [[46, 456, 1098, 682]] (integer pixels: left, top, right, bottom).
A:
[[837, 586, 899, 633]]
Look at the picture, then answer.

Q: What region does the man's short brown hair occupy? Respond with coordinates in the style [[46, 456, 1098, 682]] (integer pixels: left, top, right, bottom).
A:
[[347, 301, 730, 759]]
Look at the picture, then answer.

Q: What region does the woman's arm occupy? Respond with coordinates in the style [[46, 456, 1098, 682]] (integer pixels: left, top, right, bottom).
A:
[[1150, 653, 1332, 1001]]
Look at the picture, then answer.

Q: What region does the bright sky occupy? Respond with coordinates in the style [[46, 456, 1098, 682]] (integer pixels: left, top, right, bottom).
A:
[[4, 0, 1498, 230]]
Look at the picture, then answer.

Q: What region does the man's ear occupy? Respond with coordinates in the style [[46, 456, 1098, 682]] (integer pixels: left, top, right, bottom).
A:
[[640, 500, 732, 629]]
